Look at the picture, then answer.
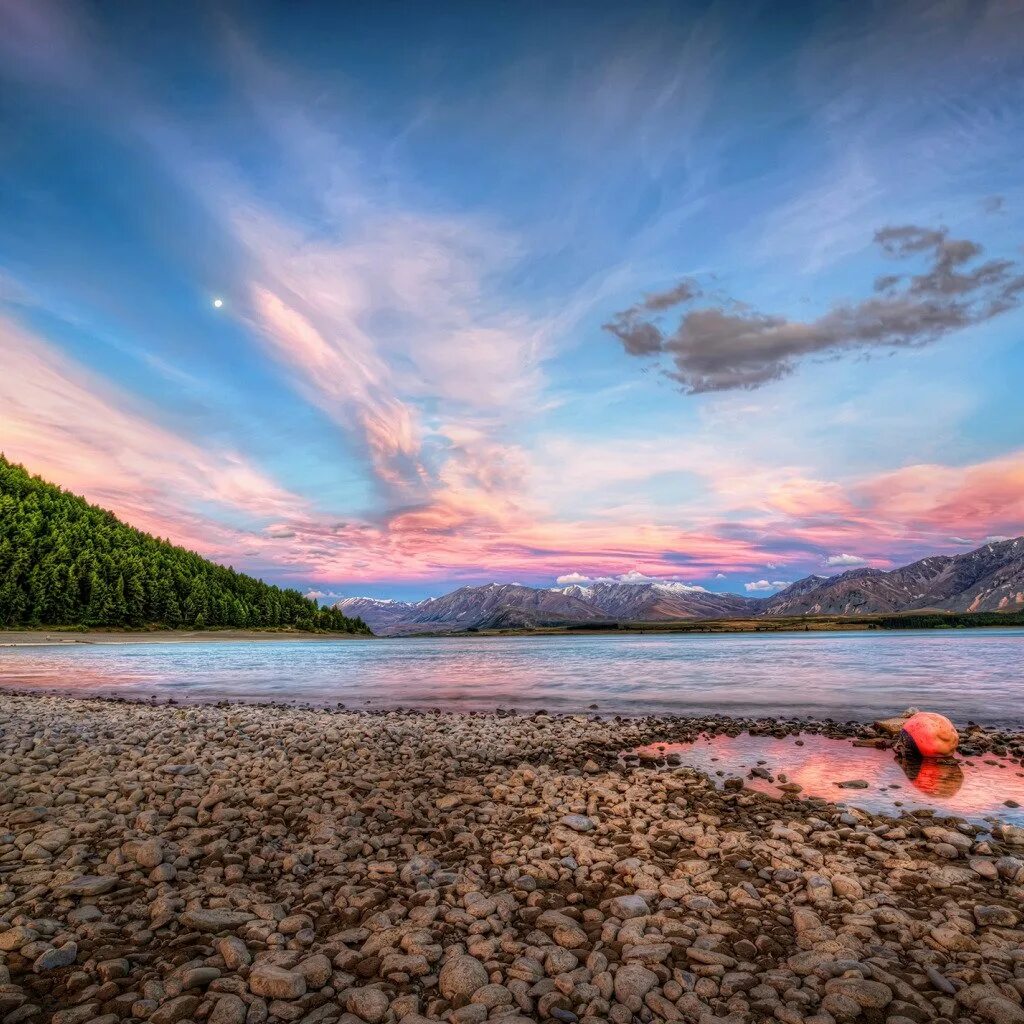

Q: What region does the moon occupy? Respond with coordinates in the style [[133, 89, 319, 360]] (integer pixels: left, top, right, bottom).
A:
[[212, 298, 223, 308]]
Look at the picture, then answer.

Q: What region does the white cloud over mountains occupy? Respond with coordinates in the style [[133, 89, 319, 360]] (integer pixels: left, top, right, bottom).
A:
[[556, 570, 706, 591], [825, 553, 868, 566]]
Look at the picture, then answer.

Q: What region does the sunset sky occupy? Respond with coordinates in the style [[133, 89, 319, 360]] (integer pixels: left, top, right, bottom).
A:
[[2, 0, 1023, 601]]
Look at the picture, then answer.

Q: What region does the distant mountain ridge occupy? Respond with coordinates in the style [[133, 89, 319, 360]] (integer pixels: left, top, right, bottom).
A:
[[338, 583, 606, 635], [338, 537, 1024, 634], [764, 539, 1024, 616]]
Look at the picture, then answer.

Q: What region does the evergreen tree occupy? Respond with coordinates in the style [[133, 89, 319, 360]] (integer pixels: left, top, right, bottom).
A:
[[0, 455, 371, 635]]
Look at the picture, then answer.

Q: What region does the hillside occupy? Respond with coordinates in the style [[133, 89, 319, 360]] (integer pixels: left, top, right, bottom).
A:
[[0, 456, 371, 633]]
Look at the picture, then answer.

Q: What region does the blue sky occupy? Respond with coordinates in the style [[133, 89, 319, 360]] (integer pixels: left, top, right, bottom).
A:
[[1, 0, 1023, 601]]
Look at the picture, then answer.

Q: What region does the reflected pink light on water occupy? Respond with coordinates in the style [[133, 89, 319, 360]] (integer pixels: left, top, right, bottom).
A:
[[635, 733, 1024, 824]]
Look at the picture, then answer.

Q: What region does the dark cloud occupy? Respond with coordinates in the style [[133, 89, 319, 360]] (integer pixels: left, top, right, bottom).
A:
[[981, 195, 1005, 215], [606, 226, 1024, 393], [602, 277, 699, 355], [641, 279, 701, 311]]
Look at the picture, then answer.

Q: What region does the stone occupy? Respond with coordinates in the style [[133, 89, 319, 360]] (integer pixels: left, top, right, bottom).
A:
[[1, 690, 1022, 1024], [613, 965, 658, 1011], [974, 904, 1018, 927], [609, 894, 650, 919], [345, 986, 390, 1023], [249, 964, 307, 1000], [824, 978, 893, 1010], [217, 935, 251, 969], [55, 875, 118, 896], [150, 995, 200, 1024], [209, 994, 247, 1024], [179, 908, 256, 933], [128, 838, 165, 868], [33, 941, 78, 971], [297, 954, 332, 988], [439, 955, 490, 1003], [0, 926, 38, 951], [559, 814, 596, 832]]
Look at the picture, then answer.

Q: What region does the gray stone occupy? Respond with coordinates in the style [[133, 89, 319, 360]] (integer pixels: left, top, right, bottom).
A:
[[559, 814, 596, 832]]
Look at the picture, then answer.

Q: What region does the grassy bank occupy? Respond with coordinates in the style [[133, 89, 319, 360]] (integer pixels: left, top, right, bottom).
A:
[[430, 608, 1024, 637]]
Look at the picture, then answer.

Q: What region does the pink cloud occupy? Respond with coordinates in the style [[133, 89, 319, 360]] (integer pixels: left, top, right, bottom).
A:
[[250, 287, 424, 495], [0, 317, 309, 554], [858, 454, 1024, 538], [6, 314, 1022, 593]]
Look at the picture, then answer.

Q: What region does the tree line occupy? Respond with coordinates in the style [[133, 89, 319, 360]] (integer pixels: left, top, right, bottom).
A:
[[0, 455, 371, 633]]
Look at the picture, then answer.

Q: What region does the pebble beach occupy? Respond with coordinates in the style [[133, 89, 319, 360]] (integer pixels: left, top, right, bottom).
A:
[[2, 693, 1024, 1024]]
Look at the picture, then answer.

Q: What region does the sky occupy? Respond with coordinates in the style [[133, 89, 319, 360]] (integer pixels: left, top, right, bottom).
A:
[[1, 0, 1023, 602]]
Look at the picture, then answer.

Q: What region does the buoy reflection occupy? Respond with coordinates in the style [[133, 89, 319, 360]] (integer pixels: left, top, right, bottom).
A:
[[899, 755, 964, 798]]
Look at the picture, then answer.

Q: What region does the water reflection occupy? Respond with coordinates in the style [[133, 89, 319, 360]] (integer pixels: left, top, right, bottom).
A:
[[634, 733, 1024, 826], [902, 756, 964, 799], [1, 631, 1024, 724]]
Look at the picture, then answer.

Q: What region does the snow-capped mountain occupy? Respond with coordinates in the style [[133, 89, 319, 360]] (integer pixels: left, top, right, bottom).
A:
[[338, 579, 758, 634], [338, 537, 1024, 634], [556, 581, 755, 620], [336, 583, 604, 635]]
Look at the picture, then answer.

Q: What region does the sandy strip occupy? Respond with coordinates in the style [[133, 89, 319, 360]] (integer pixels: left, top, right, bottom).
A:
[[0, 628, 371, 647]]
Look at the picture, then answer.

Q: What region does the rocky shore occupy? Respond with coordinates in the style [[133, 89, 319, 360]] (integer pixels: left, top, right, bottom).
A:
[[1, 694, 1023, 1024]]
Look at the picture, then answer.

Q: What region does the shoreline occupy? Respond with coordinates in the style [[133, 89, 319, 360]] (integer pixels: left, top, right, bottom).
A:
[[2, 682, 1024, 734], [0, 627, 372, 647], [1, 692, 1023, 1020], [6, 611, 1024, 645]]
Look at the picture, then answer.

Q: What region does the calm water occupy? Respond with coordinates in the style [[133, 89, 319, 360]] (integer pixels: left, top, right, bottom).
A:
[[635, 734, 1024, 826], [1, 629, 1023, 725]]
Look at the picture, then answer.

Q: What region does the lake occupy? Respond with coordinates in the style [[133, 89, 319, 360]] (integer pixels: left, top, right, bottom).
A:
[[1, 628, 1023, 725]]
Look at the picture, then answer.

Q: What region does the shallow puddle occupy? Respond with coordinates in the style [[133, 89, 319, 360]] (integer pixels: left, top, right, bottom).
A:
[[632, 733, 1024, 826]]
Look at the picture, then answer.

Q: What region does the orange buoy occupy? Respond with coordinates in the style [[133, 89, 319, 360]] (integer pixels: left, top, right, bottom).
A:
[[900, 711, 959, 758]]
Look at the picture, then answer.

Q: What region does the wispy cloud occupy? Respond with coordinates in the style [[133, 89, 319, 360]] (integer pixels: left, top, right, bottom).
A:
[[0, 316, 308, 552], [2, 0, 1023, 598]]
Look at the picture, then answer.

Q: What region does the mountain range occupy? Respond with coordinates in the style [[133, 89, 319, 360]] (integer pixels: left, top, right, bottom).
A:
[[338, 537, 1024, 634]]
